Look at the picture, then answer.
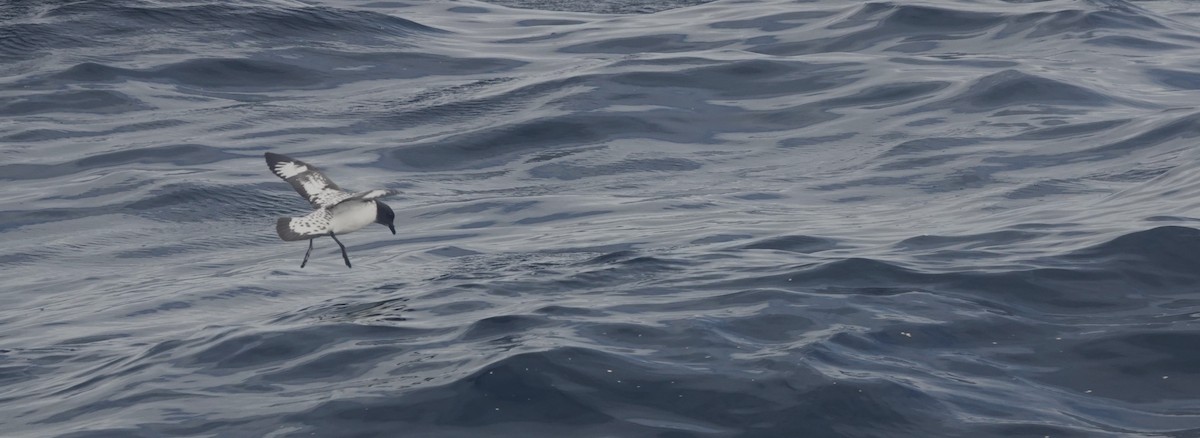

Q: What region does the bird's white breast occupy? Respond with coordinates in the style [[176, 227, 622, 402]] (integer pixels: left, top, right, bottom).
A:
[[329, 200, 376, 234]]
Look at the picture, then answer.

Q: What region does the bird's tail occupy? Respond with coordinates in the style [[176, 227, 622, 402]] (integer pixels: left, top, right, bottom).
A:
[[276, 217, 317, 241]]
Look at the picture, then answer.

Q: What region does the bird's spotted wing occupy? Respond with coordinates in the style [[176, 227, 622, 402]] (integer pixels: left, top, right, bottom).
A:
[[276, 208, 332, 241], [328, 189, 400, 208], [349, 189, 399, 201], [265, 152, 353, 208]]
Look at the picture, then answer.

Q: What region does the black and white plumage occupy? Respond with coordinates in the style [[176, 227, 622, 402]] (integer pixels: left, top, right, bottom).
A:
[[265, 152, 398, 268]]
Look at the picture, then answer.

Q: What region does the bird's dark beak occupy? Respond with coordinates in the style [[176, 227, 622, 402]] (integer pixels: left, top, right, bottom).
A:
[[389, 224, 396, 235]]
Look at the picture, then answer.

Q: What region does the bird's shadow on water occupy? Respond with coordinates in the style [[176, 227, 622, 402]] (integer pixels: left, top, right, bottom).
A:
[[273, 282, 414, 326], [265, 245, 664, 330], [347, 232, 480, 251]]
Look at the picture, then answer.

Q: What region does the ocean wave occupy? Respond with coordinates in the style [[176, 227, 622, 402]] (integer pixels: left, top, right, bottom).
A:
[[3, 0, 1200, 436]]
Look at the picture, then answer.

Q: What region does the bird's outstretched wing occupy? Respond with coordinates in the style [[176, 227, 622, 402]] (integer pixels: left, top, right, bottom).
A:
[[265, 152, 353, 208], [328, 189, 401, 208], [276, 209, 332, 241], [350, 189, 400, 201]]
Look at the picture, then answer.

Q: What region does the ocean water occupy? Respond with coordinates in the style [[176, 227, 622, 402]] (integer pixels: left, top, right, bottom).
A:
[[3, 0, 1200, 436]]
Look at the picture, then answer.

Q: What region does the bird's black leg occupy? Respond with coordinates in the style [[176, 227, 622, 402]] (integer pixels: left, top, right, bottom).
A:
[[301, 238, 314, 268], [329, 232, 351, 268]]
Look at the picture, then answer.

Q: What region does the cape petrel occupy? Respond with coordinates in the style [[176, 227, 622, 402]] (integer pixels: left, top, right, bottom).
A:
[[265, 152, 397, 268]]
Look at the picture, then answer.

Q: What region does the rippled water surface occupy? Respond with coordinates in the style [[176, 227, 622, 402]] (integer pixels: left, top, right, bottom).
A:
[[4, 0, 1200, 436]]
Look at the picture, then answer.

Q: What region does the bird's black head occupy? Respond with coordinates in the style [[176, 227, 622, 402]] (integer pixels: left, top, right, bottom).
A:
[[375, 201, 396, 234]]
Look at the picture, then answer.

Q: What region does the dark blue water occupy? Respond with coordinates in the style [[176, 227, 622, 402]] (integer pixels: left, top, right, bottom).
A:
[[4, 0, 1200, 436]]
